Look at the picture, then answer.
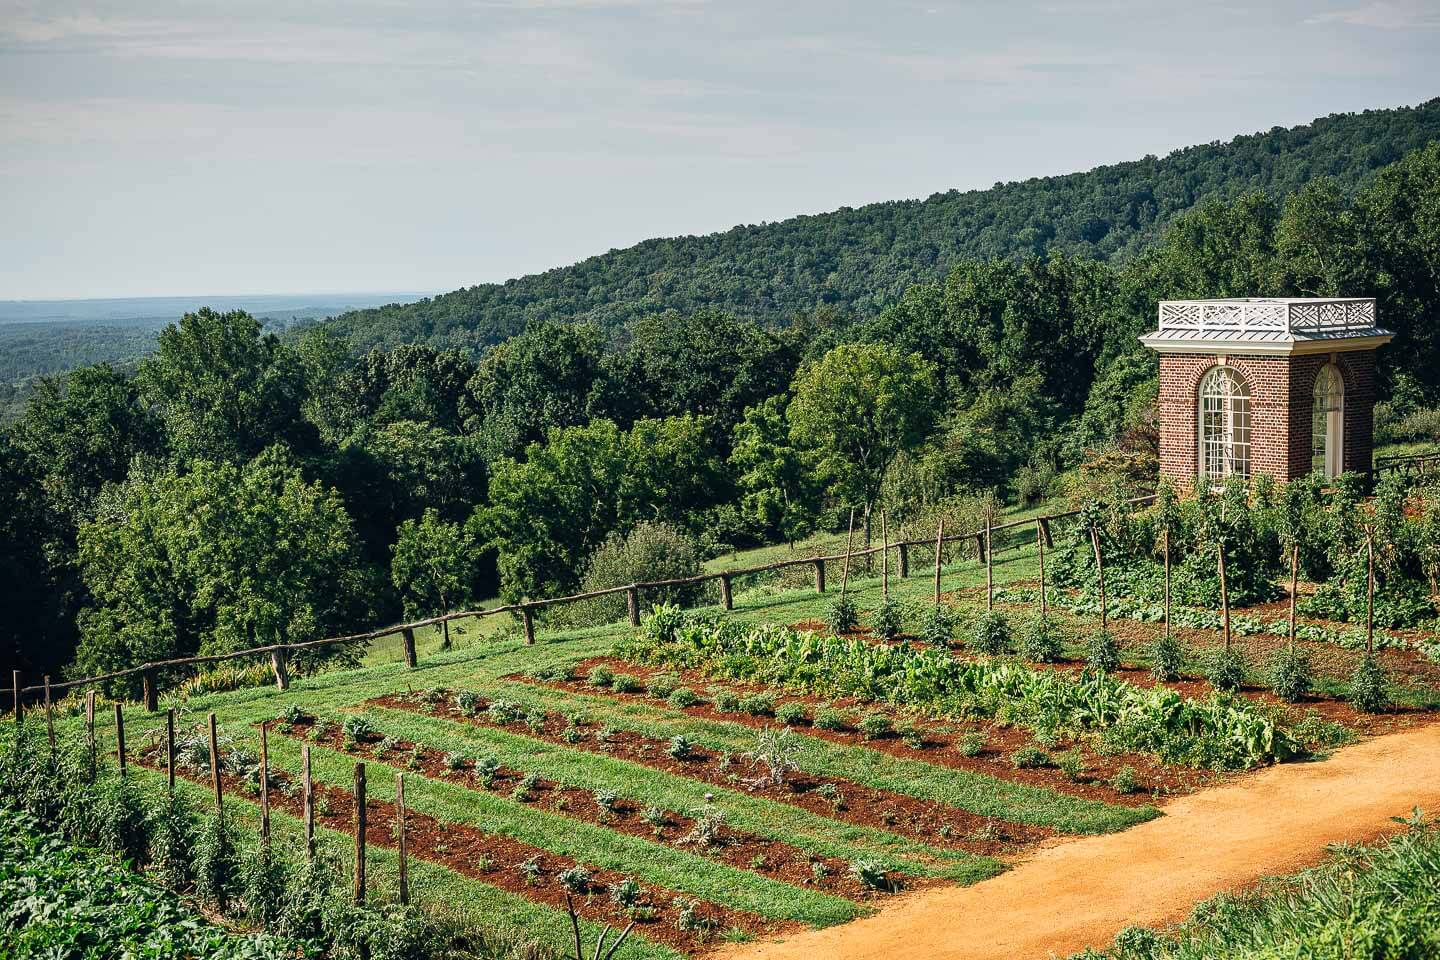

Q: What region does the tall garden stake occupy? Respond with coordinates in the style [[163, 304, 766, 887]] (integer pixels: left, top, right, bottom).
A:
[[1288, 543, 1299, 649], [353, 762, 367, 903], [1162, 527, 1172, 642], [985, 512, 993, 612], [43, 676, 54, 753], [1090, 525, 1107, 632], [207, 712, 222, 813], [85, 690, 96, 781], [1036, 518, 1046, 619], [114, 703, 126, 775], [165, 709, 176, 793], [839, 508, 855, 603], [1365, 526, 1376, 655], [1217, 536, 1232, 652], [259, 722, 271, 844], [302, 745, 315, 861], [396, 773, 409, 906], [933, 519, 944, 606], [881, 511, 890, 599]]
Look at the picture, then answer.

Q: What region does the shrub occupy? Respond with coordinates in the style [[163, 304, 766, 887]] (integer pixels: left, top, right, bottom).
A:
[[870, 597, 904, 641], [1268, 646, 1314, 703], [848, 859, 893, 892], [95, 775, 149, 865], [970, 611, 1012, 656], [667, 687, 701, 709], [1056, 750, 1085, 782], [1018, 615, 1064, 663], [826, 595, 860, 634], [193, 813, 236, 910], [610, 674, 642, 694], [1111, 765, 1139, 795], [1205, 647, 1247, 692], [897, 721, 925, 749], [1086, 631, 1121, 673], [667, 735, 692, 760], [1347, 653, 1390, 713], [443, 752, 466, 771], [918, 605, 956, 647], [556, 866, 592, 894], [710, 689, 741, 713], [454, 689, 482, 716], [341, 715, 375, 742], [956, 732, 987, 757], [487, 699, 524, 724], [813, 707, 850, 731], [1011, 746, 1052, 769], [857, 713, 892, 740], [238, 837, 288, 928], [646, 674, 680, 700], [775, 702, 809, 726], [609, 877, 642, 912], [473, 756, 501, 786], [1149, 633, 1184, 682], [147, 792, 194, 890], [573, 522, 709, 625], [738, 693, 776, 716], [586, 665, 614, 688]]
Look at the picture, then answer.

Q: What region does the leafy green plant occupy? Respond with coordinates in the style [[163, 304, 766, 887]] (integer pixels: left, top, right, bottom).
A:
[[738, 692, 776, 716], [813, 707, 850, 731], [1018, 615, 1064, 663], [857, 713, 892, 740], [557, 865, 592, 894], [871, 597, 904, 641], [192, 813, 236, 910], [667, 735, 693, 760], [1010, 746, 1052, 769], [608, 877, 643, 912], [646, 673, 680, 699], [956, 732, 987, 757], [826, 595, 859, 634], [1056, 750, 1085, 782], [586, 665, 614, 688], [1086, 630, 1121, 673], [710, 689, 741, 713], [667, 687, 701, 709], [970, 611, 1011, 655], [1347, 653, 1390, 713], [1149, 633, 1185, 682], [918, 604, 956, 647], [486, 699, 524, 724], [1268, 646, 1313, 703], [1111, 765, 1138, 795], [847, 858, 893, 892], [473, 755, 501, 786], [774, 702, 809, 726], [610, 673, 642, 694], [742, 726, 803, 789], [681, 799, 727, 847], [1205, 647, 1247, 692], [342, 715, 375, 742], [897, 721, 925, 749], [454, 689, 482, 716]]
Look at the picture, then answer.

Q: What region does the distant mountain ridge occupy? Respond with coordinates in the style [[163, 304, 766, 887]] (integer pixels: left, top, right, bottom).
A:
[[325, 99, 1440, 355]]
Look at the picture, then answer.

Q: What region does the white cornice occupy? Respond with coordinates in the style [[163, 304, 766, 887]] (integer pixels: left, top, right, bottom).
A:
[[1139, 334, 1394, 356]]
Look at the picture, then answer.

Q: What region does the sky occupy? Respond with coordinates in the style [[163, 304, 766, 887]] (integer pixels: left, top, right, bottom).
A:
[[2, 0, 1438, 301]]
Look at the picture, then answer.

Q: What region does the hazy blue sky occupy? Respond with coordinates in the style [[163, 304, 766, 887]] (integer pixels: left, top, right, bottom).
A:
[[2, 0, 1437, 300]]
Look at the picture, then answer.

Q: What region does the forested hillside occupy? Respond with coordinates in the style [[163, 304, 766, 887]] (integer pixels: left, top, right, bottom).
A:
[[324, 100, 1440, 354]]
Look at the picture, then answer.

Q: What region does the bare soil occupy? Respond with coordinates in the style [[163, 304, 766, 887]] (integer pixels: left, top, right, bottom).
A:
[[372, 691, 1052, 858], [714, 722, 1440, 960]]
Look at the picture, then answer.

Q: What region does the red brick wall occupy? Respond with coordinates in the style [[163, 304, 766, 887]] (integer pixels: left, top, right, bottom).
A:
[[1157, 349, 1378, 484]]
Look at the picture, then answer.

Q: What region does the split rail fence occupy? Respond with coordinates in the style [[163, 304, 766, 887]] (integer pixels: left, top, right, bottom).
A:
[[4, 496, 1156, 715]]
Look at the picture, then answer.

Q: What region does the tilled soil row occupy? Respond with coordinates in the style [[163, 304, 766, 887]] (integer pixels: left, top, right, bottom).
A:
[[522, 657, 1209, 804], [135, 742, 772, 954], [369, 691, 1052, 856], [277, 710, 884, 900]]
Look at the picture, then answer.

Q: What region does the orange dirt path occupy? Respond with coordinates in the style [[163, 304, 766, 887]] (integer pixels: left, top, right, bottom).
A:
[[717, 722, 1440, 960]]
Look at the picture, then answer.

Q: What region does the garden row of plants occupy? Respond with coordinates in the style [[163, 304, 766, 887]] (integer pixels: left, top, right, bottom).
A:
[[1072, 809, 1440, 960], [622, 607, 1307, 771], [0, 721, 534, 960]]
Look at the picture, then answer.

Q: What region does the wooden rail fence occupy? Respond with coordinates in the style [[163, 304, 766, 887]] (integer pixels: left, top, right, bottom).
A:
[[5, 496, 1154, 711]]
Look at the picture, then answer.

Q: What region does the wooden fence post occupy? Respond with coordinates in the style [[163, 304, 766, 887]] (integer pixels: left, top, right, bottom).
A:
[[1039, 516, 1054, 550], [1036, 520, 1046, 619], [166, 709, 176, 793], [259, 722, 271, 844], [142, 669, 157, 712], [881, 511, 890, 600], [719, 574, 734, 611], [1217, 537, 1231, 652], [270, 648, 290, 690], [353, 762, 367, 904], [521, 606, 537, 645], [1287, 543, 1299, 649], [933, 519, 944, 606], [813, 559, 826, 594], [984, 514, 993, 612], [11, 671, 19, 727], [839, 508, 856, 602], [1090, 525, 1107, 632], [302, 745, 315, 862], [400, 628, 418, 668], [43, 676, 54, 752], [207, 712, 222, 813], [1163, 527, 1172, 642], [975, 533, 986, 564], [114, 703, 127, 776], [627, 586, 641, 627], [396, 772, 409, 906], [85, 690, 96, 780], [898, 542, 909, 579]]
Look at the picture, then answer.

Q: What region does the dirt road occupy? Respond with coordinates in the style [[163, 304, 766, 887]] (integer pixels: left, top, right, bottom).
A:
[[717, 722, 1440, 960]]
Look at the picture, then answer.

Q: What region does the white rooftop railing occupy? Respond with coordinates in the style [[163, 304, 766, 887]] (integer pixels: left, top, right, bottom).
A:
[[1156, 298, 1378, 338]]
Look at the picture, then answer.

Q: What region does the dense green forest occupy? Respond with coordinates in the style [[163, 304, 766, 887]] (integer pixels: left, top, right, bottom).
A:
[[323, 100, 1440, 354], [2, 125, 1438, 691]]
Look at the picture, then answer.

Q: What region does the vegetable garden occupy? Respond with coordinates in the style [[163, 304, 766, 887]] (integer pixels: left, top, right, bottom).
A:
[[4, 474, 1440, 958]]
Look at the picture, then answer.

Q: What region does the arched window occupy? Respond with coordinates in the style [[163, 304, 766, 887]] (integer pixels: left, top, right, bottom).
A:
[[1312, 363, 1344, 477], [1198, 366, 1250, 483]]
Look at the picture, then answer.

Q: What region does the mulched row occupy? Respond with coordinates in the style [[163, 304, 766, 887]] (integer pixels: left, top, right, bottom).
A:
[[370, 691, 1053, 857]]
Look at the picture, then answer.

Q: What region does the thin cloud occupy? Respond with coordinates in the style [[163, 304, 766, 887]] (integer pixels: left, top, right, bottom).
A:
[[1305, 1, 1440, 29]]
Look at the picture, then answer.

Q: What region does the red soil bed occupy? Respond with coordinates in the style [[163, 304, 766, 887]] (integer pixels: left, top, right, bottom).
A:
[[135, 739, 772, 953], [370, 691, 1052, 857], [523, 658, 1208, 804], [277, 711, 885, 900]]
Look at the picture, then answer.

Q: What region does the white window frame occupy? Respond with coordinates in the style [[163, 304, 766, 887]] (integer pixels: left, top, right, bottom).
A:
[[1198, 365, 1251, 483], [1312, 362, 1344, 478]]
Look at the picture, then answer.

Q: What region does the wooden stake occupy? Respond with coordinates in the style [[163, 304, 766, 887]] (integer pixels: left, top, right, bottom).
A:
[[985, 513, 993, 612], [142, 669, 157, 712], [719, 574, 733, 611], [898, 541, 909, 578], [400, 627, 418, 667], [85, 690, 96, 780], [881, 511, 890, 599], [1217, 537, 1232, 652], [43, 675, 54, 752], [259, 722, 271, 843], [395, 772, 409, 906], [207, 712, 222, 813], [839, 508, 856, 602], [1036, 519, 1046, 619], [114, 703, 127, 776], [1039, 516, 1054, 550], [441, 617, 452, 651], [353, 762, 367, 904], [1090, 525, 1107, 632], [302, 745, 315, 862], [813, 559, 826, 594], [522, 605, 537, 644], [1365, 528, 1376, 655], [1163, 528, 1172, 642], [627, 586, 641, 626], [166, 709, 176, 793], [933, 519, 944, 606], [1288, 543, 1299, 649], [270, 648, 290, 690]]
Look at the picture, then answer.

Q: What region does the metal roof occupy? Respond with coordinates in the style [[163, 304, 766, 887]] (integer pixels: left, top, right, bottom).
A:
[[1140, 298, 1394, 353]]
